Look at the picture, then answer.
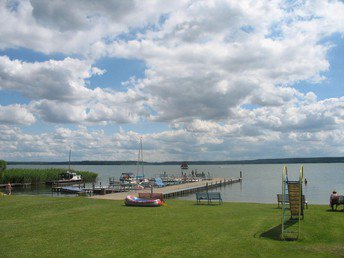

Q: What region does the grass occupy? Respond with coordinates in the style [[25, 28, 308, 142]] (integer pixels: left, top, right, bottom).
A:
[[0, 196, 343, 257], [0, 168, 98, 184]]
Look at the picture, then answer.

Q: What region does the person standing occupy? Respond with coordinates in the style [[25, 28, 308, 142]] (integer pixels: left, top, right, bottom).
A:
[[5, 182, 12, 195]]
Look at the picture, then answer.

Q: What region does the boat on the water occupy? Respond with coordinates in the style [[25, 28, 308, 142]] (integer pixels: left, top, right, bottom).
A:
[[181, 161, 189, 170], [49, 149, 82, 184], [119, 172, 138, 186], [59, 171, 82, 181], [46, 171, 83, 185], [124, 195, 162, 207], [59, 186, 85, 194]]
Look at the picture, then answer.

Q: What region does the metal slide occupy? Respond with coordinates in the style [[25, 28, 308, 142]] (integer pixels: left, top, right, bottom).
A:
[[281, 165, 304, 240]]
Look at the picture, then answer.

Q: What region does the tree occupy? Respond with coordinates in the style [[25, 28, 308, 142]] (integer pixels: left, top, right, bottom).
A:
[[0, 160, 6, 179]]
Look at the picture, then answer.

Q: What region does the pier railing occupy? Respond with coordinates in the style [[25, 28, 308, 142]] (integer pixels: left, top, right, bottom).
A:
[[163, 178, 241, 199]]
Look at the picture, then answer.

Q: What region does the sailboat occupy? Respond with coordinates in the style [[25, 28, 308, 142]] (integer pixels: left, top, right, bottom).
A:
[[137, 137, 145, 179], [136, 137, 150, 188], [119, 138, 146, 189], [58, 149, 82, 182]]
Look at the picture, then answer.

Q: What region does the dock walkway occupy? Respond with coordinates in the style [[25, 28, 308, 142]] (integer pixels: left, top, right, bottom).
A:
[[90, 177, 241, 201], [0, 183, 31, 188]]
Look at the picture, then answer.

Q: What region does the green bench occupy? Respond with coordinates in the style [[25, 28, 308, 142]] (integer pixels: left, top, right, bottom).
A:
[[196, 192, 222, 205]]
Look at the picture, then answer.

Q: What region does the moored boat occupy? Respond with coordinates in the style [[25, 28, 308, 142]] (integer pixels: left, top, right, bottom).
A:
[[59, 171, 82, 181], [48, 149, 82, 184], [181, 161, 189, 170], [120, 172, 136, 183], [46, 171, 83, 185]]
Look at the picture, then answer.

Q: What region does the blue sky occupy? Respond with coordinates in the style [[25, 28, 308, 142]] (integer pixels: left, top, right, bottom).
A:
[[0, 0, 344, 161]]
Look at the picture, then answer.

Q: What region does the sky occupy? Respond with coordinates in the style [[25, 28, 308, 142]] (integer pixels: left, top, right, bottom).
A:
[[0, 0, 344, 162]]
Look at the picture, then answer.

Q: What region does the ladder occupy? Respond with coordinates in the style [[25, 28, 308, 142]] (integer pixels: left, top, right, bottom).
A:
[[287, 181, 303, 220], [281, 165, 304, 240]]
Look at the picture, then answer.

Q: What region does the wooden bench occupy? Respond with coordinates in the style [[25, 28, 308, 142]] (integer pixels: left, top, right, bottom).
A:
[[277, 194, 308, 208], [196, 192, 222, 205]]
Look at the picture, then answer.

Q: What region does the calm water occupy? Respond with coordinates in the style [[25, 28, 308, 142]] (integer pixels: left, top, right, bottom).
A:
[[8, 163, 344, 204]]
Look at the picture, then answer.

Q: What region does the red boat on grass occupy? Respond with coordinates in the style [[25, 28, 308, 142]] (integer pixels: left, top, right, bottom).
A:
[[124, 195, 162, 207]]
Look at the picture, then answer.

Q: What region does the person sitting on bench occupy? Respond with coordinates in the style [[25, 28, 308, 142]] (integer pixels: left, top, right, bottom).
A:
[[330, 190, 340, 211]]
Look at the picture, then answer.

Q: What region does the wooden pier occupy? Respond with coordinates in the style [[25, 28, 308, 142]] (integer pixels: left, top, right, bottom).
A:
[[90, 177, 242, 201], [0, 183, 31, 188], [162, 178, 241, 199]]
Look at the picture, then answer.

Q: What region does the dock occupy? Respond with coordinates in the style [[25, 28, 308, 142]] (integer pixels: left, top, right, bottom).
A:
[[90, 177, 241, 201], [0, 183, 31, 188], [52, 186, 93, 195]]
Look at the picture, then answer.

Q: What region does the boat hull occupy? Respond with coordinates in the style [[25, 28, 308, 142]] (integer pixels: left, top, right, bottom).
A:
[[124, 195, 162, 207], [46, 179, 83, 185]]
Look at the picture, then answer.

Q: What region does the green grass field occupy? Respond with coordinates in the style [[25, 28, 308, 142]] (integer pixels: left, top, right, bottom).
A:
[[0, 195, 343, 257]]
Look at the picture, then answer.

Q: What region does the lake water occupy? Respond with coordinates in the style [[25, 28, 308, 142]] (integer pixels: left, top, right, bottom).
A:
[[8, 163, 344, 204]]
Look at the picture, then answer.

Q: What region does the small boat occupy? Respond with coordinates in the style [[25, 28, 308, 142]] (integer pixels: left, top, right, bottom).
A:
[[60, 186, 85, 194], [181, 161, 189, 170], [119, 172, 138, 187], [59, 149, 82, 182], [46, 171, 83, 185], [58, 171, 82, 181], [120, 172, 136, 182], [124, 195, 162, 207]]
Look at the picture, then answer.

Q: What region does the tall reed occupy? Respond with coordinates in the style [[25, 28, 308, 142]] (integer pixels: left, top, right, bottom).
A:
[[0, 168, 97, 184]]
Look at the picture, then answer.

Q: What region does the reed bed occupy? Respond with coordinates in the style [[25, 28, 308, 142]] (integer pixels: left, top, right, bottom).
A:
[[0, 168, 97, 184]]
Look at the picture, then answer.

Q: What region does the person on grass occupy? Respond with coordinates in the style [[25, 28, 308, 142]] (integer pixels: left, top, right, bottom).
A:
[[5, 182, 12, 195]]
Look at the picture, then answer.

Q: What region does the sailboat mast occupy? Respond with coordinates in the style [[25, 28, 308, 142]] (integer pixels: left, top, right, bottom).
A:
[[140, 137, 144, 178], [136, 137, 144, 178], [68, 148, 71, 171], [136, 141, 140, 178]]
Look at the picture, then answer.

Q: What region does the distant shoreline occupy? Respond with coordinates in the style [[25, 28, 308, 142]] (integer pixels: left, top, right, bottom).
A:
[[7, 157, 344, 165]]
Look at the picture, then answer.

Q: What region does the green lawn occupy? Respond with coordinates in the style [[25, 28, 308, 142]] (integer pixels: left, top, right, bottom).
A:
[[0, 195, 343, 257]]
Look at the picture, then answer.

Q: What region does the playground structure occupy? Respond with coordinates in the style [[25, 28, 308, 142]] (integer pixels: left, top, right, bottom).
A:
[[281, 165, 304, 240]]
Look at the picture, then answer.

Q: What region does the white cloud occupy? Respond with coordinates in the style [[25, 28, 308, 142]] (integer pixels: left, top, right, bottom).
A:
[[103, 0, 343, 124], [0, 0, 188, 55], [0, 104, 35, 125], [0, 0, 344, 160], [0, 56, 97, 101], [0, 56, 146, 124], [0, 120, 343, 161]]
